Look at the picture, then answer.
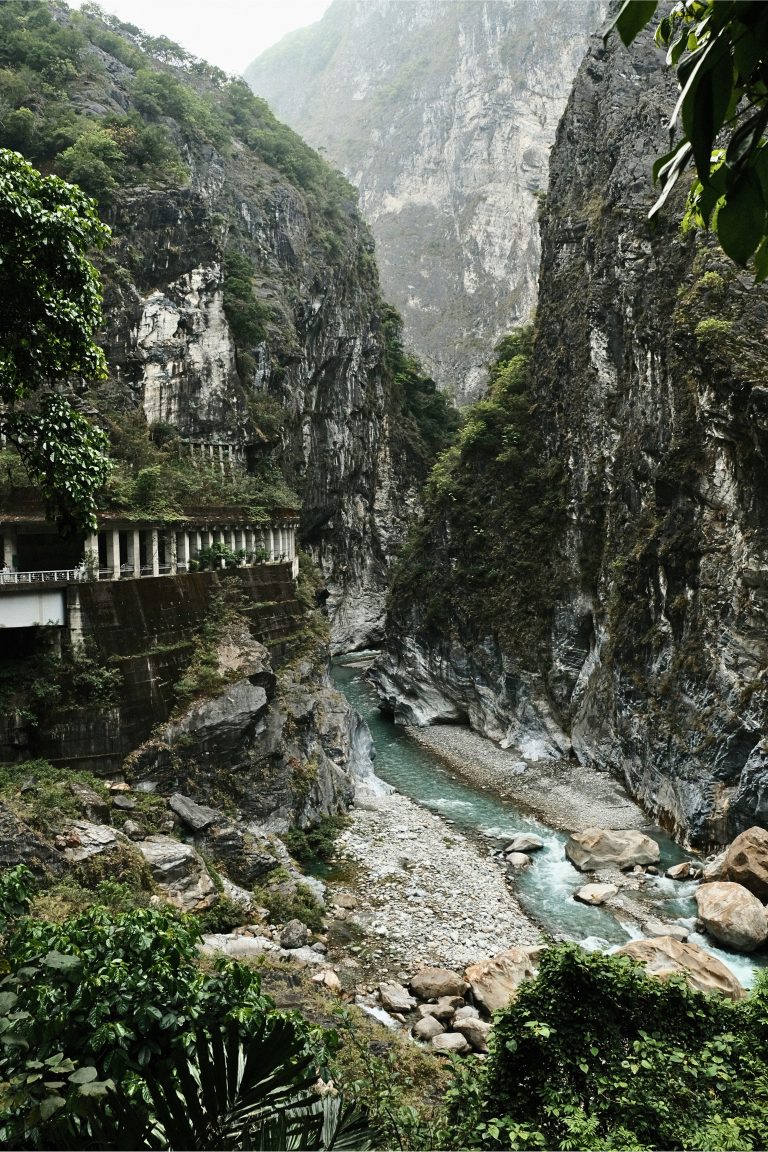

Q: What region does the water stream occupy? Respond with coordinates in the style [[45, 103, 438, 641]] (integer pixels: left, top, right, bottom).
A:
[[332, 660, 763, 989]]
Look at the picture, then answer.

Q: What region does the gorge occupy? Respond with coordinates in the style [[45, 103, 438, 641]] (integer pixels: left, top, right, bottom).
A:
[[2, 0, 768, 1147]]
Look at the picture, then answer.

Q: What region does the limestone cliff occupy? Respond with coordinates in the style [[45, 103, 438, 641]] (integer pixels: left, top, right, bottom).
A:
[[245, 0, 605, 402], [375, 24, 768, 847]]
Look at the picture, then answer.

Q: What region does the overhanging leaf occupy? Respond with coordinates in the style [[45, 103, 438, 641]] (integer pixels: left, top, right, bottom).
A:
[[604, 0, 659, 48], [716, 171, 766, 264]]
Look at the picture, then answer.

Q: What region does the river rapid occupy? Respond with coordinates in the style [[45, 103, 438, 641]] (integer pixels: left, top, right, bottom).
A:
[[332, 659, 763, 989]]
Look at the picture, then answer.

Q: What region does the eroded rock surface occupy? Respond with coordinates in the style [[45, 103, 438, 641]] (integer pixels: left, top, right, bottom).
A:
[[617, 936, 745, 1001]]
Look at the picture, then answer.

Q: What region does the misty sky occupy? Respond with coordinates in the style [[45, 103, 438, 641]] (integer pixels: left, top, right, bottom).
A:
[[69, 0, 333, 75]]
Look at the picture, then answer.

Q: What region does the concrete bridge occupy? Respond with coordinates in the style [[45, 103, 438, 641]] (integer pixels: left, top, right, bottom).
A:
[[0, 513, 299, 629]]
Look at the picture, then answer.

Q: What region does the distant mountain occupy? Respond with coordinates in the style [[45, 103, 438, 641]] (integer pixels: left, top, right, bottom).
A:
[[245, 0, 605, 402]]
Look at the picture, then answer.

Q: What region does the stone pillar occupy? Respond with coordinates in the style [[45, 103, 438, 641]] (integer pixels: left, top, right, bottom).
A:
[[192, 529, 202, 560], [227, 527, 237, 553], [267, 527, 275, 561], [150, 528, 160, 577], [177, 532, 190, 572], [129, 529, 141, 576], [2, 529, 16, 570], [167, 530, 177, 575], [105, 529, 121, 580], [84, 532, 99, 579]]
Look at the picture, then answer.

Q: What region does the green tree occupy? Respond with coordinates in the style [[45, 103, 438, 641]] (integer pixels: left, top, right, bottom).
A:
[[608, 0, 768, 274], [0, 148, 111, 531]]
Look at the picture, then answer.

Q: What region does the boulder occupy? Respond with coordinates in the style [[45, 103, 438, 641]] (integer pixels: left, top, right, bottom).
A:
[[200, 824, 278, 887], [412, 1015, 445, 1042], [137, 835, 216, 912], [694, 882, 768, 953], [422, 996, 464, 1022], [565, 828, 660, 872], [454, 1017, 492, 1053], [379, 982, 417, 1013], [0, 804, 63, 877], [169, 793, 220, 832], [112, 795, 136, 811], [453, 1005, 480, 1023], [220, 877, 253, 910], [63, 821, 117, 863], [724, 827, 768, 901], [333, 892, 357, 910], [280, 919, 310, 949], [464, 946, 543, 1013], [506, 834, 544, 854], [69, 782, 110, 823], [666, 861, 694, 880], [432, 1032, 471, 1055], [642, 917, 688, 942], [121, 819, 145, 841], [574, 883, 618, 906], [410, 967, 466, 1000], [701, 851, 727, 882], [505, 852, 532, 871], [312, 969, 342, 993], [616, 936, 744, 1000]]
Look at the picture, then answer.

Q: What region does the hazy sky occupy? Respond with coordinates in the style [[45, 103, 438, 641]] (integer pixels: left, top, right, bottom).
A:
[[69, 0, 334, 75]]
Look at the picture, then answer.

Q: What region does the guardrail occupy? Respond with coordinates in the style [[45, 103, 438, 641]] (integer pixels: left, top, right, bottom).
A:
[[0, 568, 84, 585], [0, 555, 295, 587]]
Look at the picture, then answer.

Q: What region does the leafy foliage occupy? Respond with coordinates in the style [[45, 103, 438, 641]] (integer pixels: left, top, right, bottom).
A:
[[607, 0, 768, 275], [0, 901, 363, 1150], [452, 943, 768, 1151], [388, 328, 565, 659], [0, 149, 111, 530]]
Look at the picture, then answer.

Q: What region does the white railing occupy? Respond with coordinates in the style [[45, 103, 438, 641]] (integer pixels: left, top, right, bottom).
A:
[[0, 568, 84, 585], [0, 555, 297, 588]]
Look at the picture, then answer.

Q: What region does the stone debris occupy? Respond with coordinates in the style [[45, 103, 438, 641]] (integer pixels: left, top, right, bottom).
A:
[[336, 790, 541, 972]]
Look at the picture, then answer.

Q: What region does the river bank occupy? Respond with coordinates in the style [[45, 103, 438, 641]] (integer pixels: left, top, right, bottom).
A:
[[334, 788, 542, 977], [405, 724, 648, 833]]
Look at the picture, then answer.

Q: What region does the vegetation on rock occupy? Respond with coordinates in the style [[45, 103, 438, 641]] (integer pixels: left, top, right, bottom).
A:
[[388, 328, 565, 659]]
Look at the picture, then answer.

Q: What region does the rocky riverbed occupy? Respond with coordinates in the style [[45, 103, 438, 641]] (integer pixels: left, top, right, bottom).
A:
[[406, 724, 648, 832], [333, 789, 542, 976]]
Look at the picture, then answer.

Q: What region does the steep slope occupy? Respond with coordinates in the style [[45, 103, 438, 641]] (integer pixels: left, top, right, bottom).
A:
[[0, 2, 453, 649], [245, 0, 605, 403], [374, 23, 768, 847]]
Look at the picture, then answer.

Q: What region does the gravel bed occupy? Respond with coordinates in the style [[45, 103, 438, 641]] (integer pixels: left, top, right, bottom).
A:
[[406, 725, 648, 832], [335, 789, 542, 976]]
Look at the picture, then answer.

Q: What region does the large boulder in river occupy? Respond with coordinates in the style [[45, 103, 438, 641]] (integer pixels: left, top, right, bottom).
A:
[[724, 827, 768, 901], [694, 882, 768, 953], [410, 967, 466, 1000], [616, 936, 744, 1000], [464, 946, 543, 1013], [565, 828, 660, 872], [574, 883, 618, 906], [379, 982, 417, 1013]]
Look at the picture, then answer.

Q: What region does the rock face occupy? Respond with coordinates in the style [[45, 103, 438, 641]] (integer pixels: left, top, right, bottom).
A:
[[565, 829, 660, 873], [694, 882, 768, 953], [374, 17, 768, 846], [617, 936, 744, 1001], [246, 0, 605, 403], [137, 836, 217, 912]]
